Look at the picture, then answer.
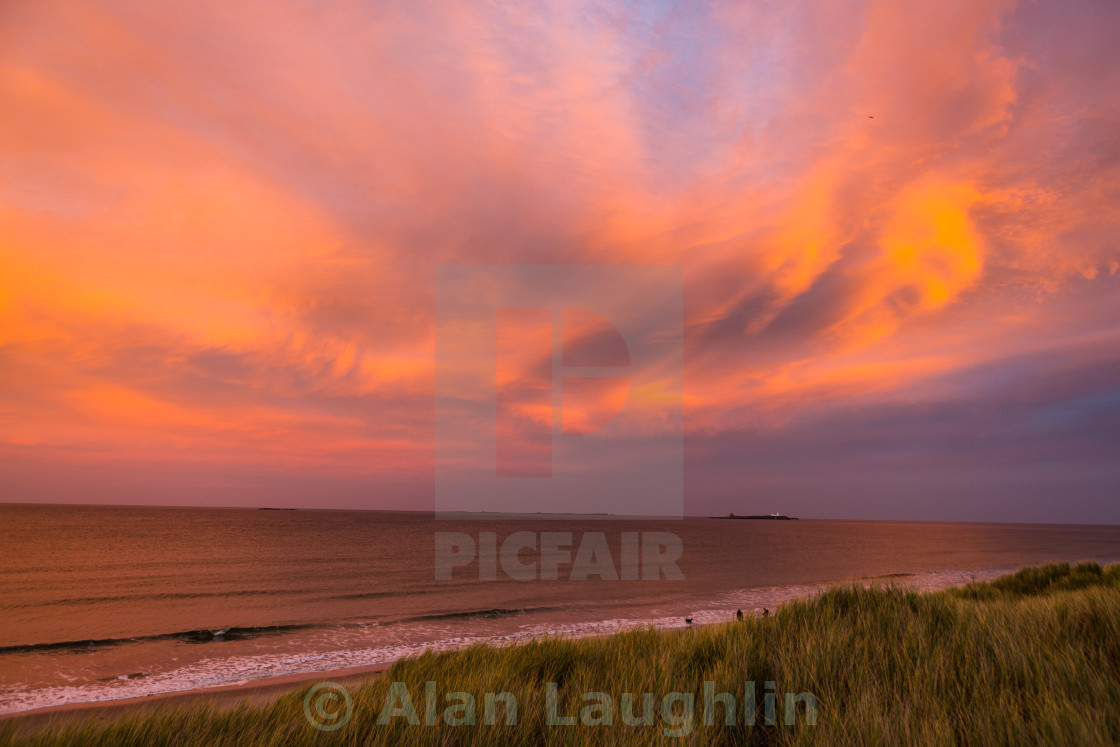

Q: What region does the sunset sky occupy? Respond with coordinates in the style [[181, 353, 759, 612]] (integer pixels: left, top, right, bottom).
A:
[[2, 0, 1118, 522]]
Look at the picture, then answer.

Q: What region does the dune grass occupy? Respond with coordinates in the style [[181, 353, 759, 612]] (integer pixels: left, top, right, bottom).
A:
[[5, 562, 1120, 745]]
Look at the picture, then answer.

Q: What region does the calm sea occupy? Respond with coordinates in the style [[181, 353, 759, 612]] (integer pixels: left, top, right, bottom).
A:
[[2, 504, 1119, 714]]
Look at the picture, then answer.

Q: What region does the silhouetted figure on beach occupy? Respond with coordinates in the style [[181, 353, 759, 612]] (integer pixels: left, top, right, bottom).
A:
[[685, 617, 693, 625], [763, 608, 770, 617], [736, 609, 744, 621]]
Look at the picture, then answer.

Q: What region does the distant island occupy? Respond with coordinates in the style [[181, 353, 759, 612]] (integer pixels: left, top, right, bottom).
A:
[[712, 512, 798, 520]]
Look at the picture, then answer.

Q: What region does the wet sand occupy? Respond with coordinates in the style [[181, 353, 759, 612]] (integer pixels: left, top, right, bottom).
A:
[[0, 661, 391, 738]]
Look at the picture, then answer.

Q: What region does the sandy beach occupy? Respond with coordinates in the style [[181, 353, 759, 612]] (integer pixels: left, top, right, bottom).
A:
[[5, 563, 1120, 745], [0, 562, 1095, 737], [0, 623, 719, 738], [0, 661, 391, 739]]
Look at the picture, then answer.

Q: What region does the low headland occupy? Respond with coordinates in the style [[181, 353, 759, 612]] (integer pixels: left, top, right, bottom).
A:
[[3, 562, 1119, 745]]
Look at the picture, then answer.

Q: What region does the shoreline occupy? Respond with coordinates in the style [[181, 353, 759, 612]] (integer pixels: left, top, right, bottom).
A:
[[3, 560, 1111, 732], [2, 562, 1116, 744], [1, 618, 744, 733], [0, 661, 392, 736]]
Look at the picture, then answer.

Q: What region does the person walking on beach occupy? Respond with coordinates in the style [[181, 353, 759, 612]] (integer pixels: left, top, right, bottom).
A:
[[736, 609, 744, 621]]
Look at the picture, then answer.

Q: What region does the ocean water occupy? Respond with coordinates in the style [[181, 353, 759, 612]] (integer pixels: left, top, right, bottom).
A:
[[2, 504, 1119, 714]]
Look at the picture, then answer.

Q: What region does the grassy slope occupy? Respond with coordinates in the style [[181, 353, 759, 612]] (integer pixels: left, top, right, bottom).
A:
[[5, 562, 1119, 746]]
